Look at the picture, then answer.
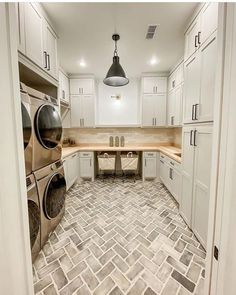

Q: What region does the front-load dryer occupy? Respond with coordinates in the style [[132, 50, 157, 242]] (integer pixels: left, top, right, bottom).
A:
[[26, 85, 62, 171], [20, 83, 33, 176], [26, 173, 41, 262], [34, 160, 66, 247]]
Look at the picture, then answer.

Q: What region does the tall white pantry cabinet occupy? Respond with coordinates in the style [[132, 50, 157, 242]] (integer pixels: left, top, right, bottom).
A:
[[180, 2, 218, 249]]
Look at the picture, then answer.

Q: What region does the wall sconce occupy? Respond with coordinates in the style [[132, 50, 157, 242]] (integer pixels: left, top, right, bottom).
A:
[[111, 94, 121, 100]]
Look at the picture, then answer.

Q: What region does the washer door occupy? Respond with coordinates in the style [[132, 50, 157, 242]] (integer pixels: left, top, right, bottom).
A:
[[28, 200, 40, 249], [21, 102, 32, 149], [44, 173, 66, 219], [35, 104, 62, 149]]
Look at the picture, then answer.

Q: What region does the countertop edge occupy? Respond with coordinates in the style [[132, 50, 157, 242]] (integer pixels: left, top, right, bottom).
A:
[[62, 146, 181, 163]]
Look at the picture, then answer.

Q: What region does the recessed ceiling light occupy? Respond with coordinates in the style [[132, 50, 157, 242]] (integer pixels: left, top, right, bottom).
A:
[[79, 60, 86, 67], [150, 57, 159, 66]]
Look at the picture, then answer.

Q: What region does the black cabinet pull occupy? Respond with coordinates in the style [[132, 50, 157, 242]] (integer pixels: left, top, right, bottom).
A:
[[193, 130, 197, 146], [195, 35, 198, 48], [44, 51, 47, 69], [198, 31, 201, 45], [190, 130, 193, 146], [194, 103, 199, 120], [47, 54, 50, 71], [192, 104, 195, 120]]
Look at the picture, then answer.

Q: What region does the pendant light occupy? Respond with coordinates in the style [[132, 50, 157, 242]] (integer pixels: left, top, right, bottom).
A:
[[103, 34, 129, 87]]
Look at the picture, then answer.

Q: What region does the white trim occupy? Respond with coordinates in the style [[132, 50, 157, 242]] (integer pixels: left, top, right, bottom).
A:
[[0, 3, 33, 294]]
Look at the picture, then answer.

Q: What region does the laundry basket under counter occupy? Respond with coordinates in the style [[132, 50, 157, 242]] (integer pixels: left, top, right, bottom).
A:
[[97, 152, 116, 172], [120, 152, 139, 172]]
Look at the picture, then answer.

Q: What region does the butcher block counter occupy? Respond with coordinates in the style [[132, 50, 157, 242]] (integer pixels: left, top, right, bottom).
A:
[[62, 144, 181, 163]]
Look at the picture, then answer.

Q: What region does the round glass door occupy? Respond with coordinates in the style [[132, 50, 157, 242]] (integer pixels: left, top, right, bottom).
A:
[[35, 104, 62, 149], [28, 200, 40, 249], [44, 173, 66, 219], [21, 103, 32, 150]]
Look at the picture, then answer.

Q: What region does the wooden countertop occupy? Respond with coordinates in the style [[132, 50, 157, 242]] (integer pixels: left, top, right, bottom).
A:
[[62, 145, 181, 163]]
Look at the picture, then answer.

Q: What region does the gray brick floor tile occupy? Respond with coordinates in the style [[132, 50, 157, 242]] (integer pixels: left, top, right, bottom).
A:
[[33, 179, 205, 295]]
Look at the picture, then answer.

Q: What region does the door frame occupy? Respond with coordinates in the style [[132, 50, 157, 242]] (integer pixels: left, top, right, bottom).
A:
[[204, 3, 230, 294], [0, 4, 33, 294]]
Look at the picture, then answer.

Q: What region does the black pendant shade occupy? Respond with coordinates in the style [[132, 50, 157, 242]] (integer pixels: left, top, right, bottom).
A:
[[103, 34, 129, 87]]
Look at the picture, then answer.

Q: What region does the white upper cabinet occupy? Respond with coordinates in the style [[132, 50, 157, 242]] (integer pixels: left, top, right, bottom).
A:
[[70, 79, 94, 95], [71, 95, 95, 128], [167, 61, 184, 126], [184, 16, 201, 62], [198, 34, 217, 122], [183, 54, 200, 124], [59, 70, 70, 103], [17, 3, 58, 80], [43, 21, 58, 79], [142, 94, 166, 127], [15, 3, 26, 54], [184, 3, 218, 62], [199, 2, 218, 46], [168, 62, 184, 92], [24, 3, 44, 68], [142, 77, 167, 94], [183, 33, 217, 124]]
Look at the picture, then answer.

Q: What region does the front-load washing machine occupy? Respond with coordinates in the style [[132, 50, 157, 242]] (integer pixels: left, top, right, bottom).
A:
[[34, 160, 66, 247], [20, 83, 33, 176], [26, 173, 41, 262], [26, 85, 62, 172]]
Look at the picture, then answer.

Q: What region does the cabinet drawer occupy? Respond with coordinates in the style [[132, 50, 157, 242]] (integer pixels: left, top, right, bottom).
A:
[[160, 153, 167, 162], [79, 151, 93, 158], [143, 152, 157, 158], [167, 158, 181, 171]]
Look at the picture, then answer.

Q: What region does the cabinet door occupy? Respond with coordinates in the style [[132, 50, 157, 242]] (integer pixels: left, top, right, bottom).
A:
[[24, 3, 44, 67], [200, 3, 218, 45], [59, 71, 70, 102], [180, 127, 195, 227], [183, 54, 200, 124], [82, 95, 95, 127], [168, 72, 176, 92], [15, 3, 25, 54], [144, 157, 157, 179], [143, 77, 167, 94], [171, 168, 181, 203], [44, 22, 58, 79], [70, 79, 94, 95], [192, 126, 212, 248], [63, 159, 69, 191], [174, 84, 183, 126], [79, 157, 93, 178], [154, 94, 166, 126], [142, 95, 155, 127], [160, 159, 165, 182], [185, 16, 200, 61], [167, 90, 175, 126], [197, 35, 217, 122], [70, 96, 83, 127], [175, 63, 184, 86]]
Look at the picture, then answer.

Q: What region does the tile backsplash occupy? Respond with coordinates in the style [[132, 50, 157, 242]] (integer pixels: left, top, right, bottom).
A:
[[63, 127, 181, 146]]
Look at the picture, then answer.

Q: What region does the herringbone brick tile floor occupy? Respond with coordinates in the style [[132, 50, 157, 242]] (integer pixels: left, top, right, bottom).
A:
[[33, 179, 206, 295]]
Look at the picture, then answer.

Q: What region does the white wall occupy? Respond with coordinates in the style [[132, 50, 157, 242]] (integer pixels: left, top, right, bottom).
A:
[[0, 3, 33, 294], [96, 78, 140, 126]]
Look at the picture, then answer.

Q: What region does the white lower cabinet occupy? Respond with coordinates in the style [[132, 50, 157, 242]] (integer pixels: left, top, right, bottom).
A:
[[180, 125, 213, 248], [160, 153, 181, 203], [143, 152, 160, 180], [79, 152, 94, 181], [63, 153, 79, 191]]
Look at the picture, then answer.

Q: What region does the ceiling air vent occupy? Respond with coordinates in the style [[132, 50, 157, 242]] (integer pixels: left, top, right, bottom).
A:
[[146, 25, 157, 39]]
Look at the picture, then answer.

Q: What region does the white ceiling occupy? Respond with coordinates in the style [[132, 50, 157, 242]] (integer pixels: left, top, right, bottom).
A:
[[43, 2, 197, 78]]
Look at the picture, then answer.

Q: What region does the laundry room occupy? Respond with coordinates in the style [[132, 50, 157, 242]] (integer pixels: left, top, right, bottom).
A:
[[1, 2, 236, 295]]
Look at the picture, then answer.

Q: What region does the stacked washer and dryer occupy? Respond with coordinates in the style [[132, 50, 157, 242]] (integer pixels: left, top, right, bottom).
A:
[[20, 83, 66, 262]]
